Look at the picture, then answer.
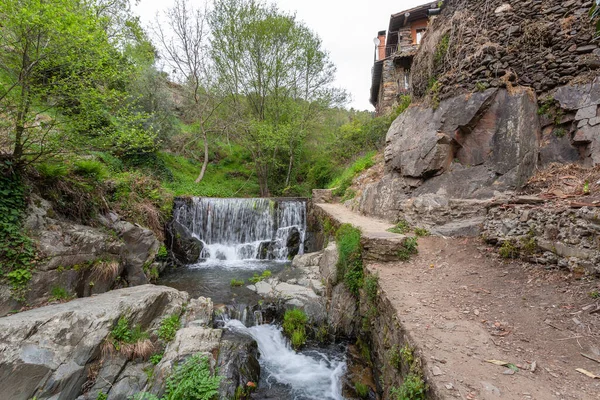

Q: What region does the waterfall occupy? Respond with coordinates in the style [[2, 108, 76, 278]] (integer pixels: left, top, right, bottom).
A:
[[172, 198, 307, 263], [225, 320, 346, 400]]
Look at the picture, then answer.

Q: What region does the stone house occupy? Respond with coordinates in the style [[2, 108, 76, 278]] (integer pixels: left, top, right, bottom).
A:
[[370, 2, 440, 115]]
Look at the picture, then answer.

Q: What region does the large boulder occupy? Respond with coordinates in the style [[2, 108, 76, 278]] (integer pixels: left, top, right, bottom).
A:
[[384, 88, 540, 199], [0, 285, 188, 400], [165, 220, 203, 265], [216, 331, 261, 400]]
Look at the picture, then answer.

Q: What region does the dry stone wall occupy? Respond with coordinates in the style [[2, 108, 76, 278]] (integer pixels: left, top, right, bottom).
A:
[[412, 0, 598, 98]]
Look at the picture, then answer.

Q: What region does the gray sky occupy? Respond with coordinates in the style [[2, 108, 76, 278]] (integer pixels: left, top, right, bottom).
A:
[[133, 0, 427, 111]]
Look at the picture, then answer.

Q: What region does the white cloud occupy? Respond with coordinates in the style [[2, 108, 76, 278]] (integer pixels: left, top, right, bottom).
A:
[[133, 0, 428, 110]]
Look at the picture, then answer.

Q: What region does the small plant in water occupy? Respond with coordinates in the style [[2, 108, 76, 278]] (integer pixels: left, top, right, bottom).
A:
[[230, 278, 245, 287], [248, 270, 271, 284]]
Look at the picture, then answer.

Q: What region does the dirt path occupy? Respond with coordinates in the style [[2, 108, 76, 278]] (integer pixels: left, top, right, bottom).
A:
[[370, 237, 600, 400], [315, 202, 600, 399]]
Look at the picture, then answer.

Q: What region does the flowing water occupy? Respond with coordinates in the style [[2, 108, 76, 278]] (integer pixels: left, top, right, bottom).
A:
[[160, 197, 347, 399], [225, 320, 346, 400]]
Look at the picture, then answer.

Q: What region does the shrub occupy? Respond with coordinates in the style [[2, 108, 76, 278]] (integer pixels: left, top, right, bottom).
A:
[[414, 228, 430, 237], [389, 374, 427, 400], [163, 354, 222, 400], [158, 314, 181, 342], [335, 224, 363, 296], [499, 240, 519, 259], [398, 237, 418, 261], [150, 352, 163, 365], [283, 308, 308, 350], [50, 286, 72, 301]]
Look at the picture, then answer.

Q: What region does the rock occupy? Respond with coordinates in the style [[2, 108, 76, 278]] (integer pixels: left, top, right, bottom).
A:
[[554, 78, 600, 110], [108, 362, 150, 400], [431, 217, 486, 237], [312, 189, 334, 203], [384, 88, 539, 199], [165, 219, 203, 265], [575, 105, 598, 120], [494, 3, 512, 14], [319, 242, 339, 287], [292, 252, 322, 269], [285, 227, 301, 259], [257, 240, 275, 260], [216, 331, 260, 400], [327, 283, 358, 337], [0, 285, 188, 400]]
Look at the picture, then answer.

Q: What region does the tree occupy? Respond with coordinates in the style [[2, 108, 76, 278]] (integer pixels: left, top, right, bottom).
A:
[[0, 0, 156, 167], [209, 0, 346, 196], [153, 0, 222, 183]]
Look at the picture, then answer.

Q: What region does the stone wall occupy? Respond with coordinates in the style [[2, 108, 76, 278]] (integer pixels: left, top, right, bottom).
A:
[[483, 204, 600, 275], [412, 0, 598, 98]]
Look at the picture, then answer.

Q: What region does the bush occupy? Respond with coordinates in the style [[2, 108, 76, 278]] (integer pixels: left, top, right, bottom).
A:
[[163, 354, 222, 400], [283, 308, 308, 350], [389, 374, 427, 400], [398, 237, 418, 261], [335, 224, 363, 296], [158, 314, 181, 342], [499, 240, 519, 259], [50, 286, 72, 301]]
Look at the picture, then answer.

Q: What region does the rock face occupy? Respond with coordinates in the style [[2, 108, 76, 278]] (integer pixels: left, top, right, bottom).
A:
[[165, 219, 203, 265], [0, 196, 160, 317], [0, 285, 261, 400], [0, 285, 187, 400], [385, 88, 539, 199]]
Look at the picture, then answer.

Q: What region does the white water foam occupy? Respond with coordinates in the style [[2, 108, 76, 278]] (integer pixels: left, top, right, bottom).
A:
[[173, 198, 306, 263], [225, 319, 346, 400]]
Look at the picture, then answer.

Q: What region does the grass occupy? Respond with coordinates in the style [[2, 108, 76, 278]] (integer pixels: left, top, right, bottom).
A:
[[230, 278, 245, 287], [364, 273, 379, 304], [283, 308, 308, 350], [329, 151, 376, 197], [104, 317, 154, 360], [398, 237, 418, 261], [158, 314, 181, 342], [49, 286, 72, 301], [388, 220, 410, 234], [158, 147, 259, 198], [354, 382, 369, 398], [414, 228, 430, 237], [335, 224, 364, 296]]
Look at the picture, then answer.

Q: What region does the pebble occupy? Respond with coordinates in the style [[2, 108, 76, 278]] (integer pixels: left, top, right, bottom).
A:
[[503, 368, 516, 375]]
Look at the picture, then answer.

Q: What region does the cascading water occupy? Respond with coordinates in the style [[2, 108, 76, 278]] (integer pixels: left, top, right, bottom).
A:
[[172, 198, 307, 263], [225, 320, 346, 400]]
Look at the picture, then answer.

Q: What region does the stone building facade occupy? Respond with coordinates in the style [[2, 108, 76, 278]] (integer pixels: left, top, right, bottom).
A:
[[370, 2, 439, 115]]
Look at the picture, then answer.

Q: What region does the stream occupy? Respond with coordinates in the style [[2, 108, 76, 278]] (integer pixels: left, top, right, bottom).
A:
[[160, 197, 347, 399]]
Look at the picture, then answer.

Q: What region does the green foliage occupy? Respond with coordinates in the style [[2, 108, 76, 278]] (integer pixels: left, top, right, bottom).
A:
[[414, 228, 430, 237], [248, 270, 272, 284], [110, 317, 149, 348], [520, 230, 537, 255], [584, 181, 590, 195], [554, 128, 566, 138], [434, 34, 450, 66], [150, 352, 164, 365], [163, 354, 221, 400], [282, 308, 308, 350], [475, 82, 486, 92], [73, 160, 108, 181], [230, 279, 245, 287], [354, 382, 369, 398], [388, 220, 410, 234], [398, 237, 418, 261], [329, 151, 376, 197], [589, 290, 600, 299], [158, 314, 181, 342], [97, 393, 108, 400], [50, 286, 72, 301], [335, 224, 363, 296], [364, 274, 379, 305], [0, 169, 35, 295], [389, 374, 427, 400], [499, 240, 519, 259], [157, 245, 168, 260]]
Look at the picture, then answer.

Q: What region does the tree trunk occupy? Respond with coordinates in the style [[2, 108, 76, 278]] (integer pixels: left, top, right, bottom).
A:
[[195, 130, 209, 183], [257, 163, 270, 197], [285, 150, 293, 188]]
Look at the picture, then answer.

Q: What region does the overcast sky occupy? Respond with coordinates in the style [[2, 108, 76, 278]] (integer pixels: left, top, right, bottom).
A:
[[133, 0, 428, 111]]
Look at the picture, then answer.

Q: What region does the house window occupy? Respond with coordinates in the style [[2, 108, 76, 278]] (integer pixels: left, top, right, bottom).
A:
[[416, 28, 426, 44]]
